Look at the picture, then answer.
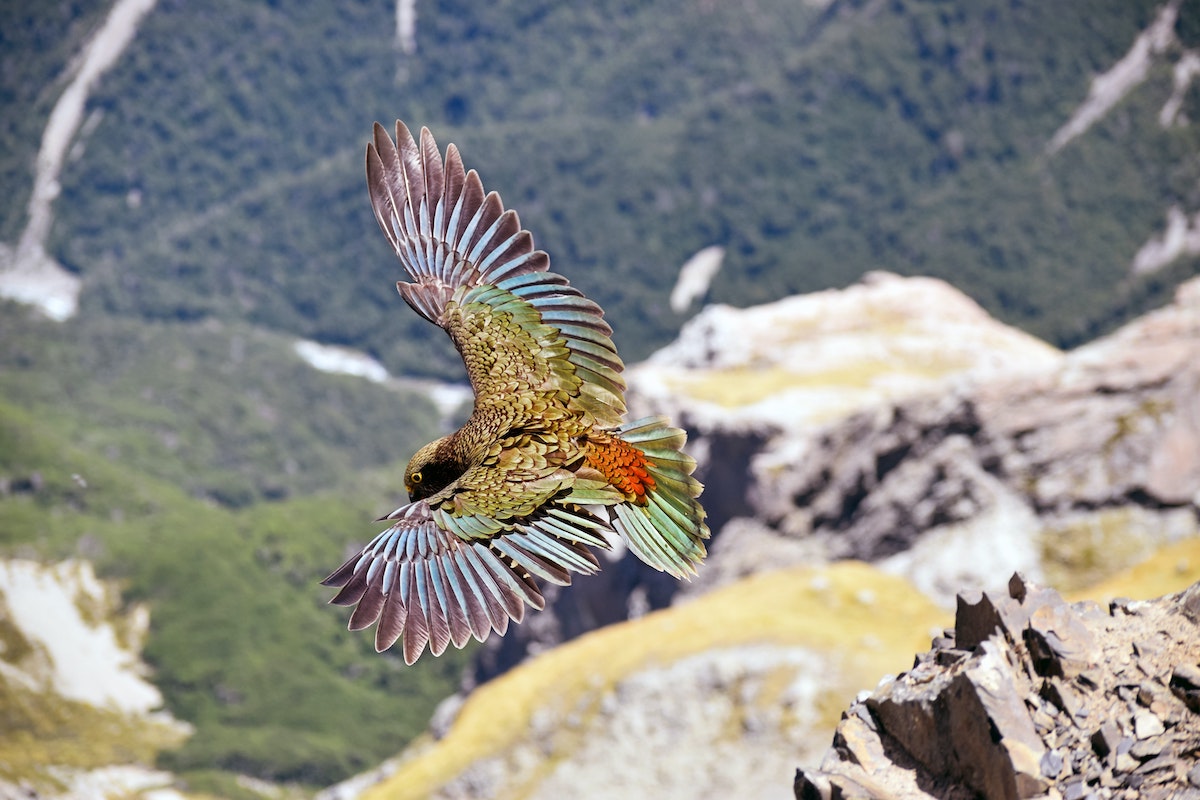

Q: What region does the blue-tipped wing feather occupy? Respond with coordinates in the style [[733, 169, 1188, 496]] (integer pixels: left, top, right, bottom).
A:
[[323, 501, 612, 664]]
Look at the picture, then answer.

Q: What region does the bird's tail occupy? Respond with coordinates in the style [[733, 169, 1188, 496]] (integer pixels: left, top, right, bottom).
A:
[[590, 416, 709, 578]]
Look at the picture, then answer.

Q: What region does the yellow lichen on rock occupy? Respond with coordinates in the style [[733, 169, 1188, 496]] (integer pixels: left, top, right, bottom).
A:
[[1069, 536, 1200, 604]]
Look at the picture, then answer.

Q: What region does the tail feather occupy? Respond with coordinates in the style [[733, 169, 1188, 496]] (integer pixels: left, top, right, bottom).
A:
[[617, 418, 688, 450], [646, 486, 700, 532], [610, 416, 709, 578], [614, 503, 695, 577]]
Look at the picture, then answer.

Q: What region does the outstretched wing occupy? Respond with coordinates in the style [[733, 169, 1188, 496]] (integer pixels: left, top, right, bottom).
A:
[[322, 499, 612, 664], [366, 121, 625, 426]]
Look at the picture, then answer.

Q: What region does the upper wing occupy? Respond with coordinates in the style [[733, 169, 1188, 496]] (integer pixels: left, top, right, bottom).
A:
[[322, 499, 611, 664], [366, 121, 625, 426]]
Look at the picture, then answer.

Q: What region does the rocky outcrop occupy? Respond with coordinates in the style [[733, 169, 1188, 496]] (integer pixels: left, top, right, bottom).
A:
[[795, 574, 1200, 800], [630, 271, 1064, 438], [667, 273, 1200, 606]]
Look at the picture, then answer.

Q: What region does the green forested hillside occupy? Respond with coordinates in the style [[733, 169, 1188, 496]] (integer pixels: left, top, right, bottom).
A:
[[0, 304, 441, 506], [0, 0, 114, 244], [0, 300, 466, 789], [5, 0, 1195, 379]]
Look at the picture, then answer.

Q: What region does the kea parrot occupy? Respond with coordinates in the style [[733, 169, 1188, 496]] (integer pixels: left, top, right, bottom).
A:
[[323, 121, 709, 664]]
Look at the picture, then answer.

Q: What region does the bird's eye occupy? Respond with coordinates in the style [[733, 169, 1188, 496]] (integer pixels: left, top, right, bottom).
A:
[[410, 471, 423, 484]]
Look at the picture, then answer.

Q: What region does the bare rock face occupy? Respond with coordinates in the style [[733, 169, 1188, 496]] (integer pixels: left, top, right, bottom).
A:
[[795, 575, 1200, 800], [629, 270, 1064, 437], [662, 273, 1200, 606]]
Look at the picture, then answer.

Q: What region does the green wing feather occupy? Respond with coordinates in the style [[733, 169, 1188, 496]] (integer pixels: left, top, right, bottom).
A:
[[602, 417, 709, 578], [366, 121, 625, 428]]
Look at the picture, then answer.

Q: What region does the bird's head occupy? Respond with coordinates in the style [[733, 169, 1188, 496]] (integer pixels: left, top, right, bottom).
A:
[[404, 436, 467, 502]]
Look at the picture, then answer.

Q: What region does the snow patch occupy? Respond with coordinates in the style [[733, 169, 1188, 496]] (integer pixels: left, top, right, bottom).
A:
[[293, 338, 472, 422], [1161, 50, 1200, 126], [1132, 205, 1200, 275], [0, 559, 164, 715], [0, 0, 157, 321], [0, 242, 80, 321], [669, 246, 724, 314], [1047, 0, 1179, 154], [294, 339, 390, 383], [396, 0, 417, 55]]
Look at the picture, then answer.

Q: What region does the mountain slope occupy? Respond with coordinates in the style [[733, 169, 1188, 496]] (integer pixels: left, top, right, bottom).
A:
[[351, 562, 946, 800], [0, 301, 467, 788], [334, 548, 1200, 800]]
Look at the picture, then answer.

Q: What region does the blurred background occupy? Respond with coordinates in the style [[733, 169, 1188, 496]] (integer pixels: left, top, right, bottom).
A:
[[2, 0, 1200, 798]]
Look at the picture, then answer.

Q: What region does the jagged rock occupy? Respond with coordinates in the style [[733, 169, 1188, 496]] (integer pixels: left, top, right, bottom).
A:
[[1172, 664, 1200, 713], [795, 575, 1200, 800]]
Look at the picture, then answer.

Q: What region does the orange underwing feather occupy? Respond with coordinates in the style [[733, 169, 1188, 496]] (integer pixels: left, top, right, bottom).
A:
[[583, 434, 657, 502]]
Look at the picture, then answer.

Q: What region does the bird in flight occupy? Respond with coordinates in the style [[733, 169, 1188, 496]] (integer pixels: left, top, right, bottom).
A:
[[323, 121, 708, 664]]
